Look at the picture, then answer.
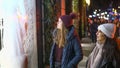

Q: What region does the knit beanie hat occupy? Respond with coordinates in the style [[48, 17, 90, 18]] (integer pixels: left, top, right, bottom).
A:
[[98, 23, 116, 38], [60, 13, 77, 28]]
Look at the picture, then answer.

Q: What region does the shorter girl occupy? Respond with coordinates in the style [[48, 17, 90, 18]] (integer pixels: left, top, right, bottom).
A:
[[86, 23, 120, 68]]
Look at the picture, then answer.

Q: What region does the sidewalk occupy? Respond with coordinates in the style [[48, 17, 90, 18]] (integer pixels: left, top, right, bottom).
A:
[[78, 37, 95, 68]]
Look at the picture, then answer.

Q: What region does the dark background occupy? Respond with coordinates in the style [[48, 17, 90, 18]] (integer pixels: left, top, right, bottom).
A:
[[88, 0, 120, 14]]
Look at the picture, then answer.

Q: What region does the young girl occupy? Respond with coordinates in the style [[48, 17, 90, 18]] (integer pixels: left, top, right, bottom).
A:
[[86, 23, 120, 68], [49, 13, 83, 68]]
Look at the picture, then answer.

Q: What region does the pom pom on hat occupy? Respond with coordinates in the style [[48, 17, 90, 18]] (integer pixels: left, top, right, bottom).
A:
[[98, 23, 116, 38], [70, 13, 77, 19], [60, 13, 77, 28]]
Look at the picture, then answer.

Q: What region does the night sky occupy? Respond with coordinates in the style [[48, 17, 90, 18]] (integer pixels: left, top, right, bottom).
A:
[[88, 0, 120, 14]]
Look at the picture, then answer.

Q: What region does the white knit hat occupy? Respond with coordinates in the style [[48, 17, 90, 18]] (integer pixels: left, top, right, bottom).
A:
[[98, 23, 116, 38]]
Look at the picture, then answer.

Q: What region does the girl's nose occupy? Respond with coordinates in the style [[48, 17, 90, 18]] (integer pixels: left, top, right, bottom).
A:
[[96, 31, 98, 35]]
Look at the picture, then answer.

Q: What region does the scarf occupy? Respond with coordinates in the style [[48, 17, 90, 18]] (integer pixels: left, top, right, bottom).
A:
[[87, 42, 104, 68]]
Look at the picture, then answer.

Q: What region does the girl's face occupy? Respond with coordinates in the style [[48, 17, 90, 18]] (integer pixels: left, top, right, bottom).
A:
[[57, 18, 63, 30], [96, 30, 106, 43]]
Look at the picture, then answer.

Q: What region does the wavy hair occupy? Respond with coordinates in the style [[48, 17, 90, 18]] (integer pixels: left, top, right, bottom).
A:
[[53, 23, 68, 48], [102, 37, 120, 62]]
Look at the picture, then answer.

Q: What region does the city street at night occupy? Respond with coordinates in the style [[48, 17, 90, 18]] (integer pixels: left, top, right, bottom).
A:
[[0, 0, 120, 68]]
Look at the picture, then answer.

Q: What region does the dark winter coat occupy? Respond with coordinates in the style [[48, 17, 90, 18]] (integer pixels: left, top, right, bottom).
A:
[[49, 26, 83, 68], [97, 57, 120, 68], [90, 22, 98, 33]]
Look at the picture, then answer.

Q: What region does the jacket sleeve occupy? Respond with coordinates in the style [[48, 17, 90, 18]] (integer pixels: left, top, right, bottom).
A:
[[67, 37, 83, 68], [49, 43, 55, 68]]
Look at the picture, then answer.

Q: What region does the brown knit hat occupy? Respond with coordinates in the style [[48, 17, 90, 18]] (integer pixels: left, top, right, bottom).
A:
[[60, 13, 77, 28]]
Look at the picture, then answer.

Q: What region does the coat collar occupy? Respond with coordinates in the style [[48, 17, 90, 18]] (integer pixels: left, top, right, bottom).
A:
[[66, 26, 76, 41]]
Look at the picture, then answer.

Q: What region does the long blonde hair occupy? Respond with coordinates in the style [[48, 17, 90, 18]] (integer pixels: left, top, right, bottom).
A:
[[53, 23, 68, 48]]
